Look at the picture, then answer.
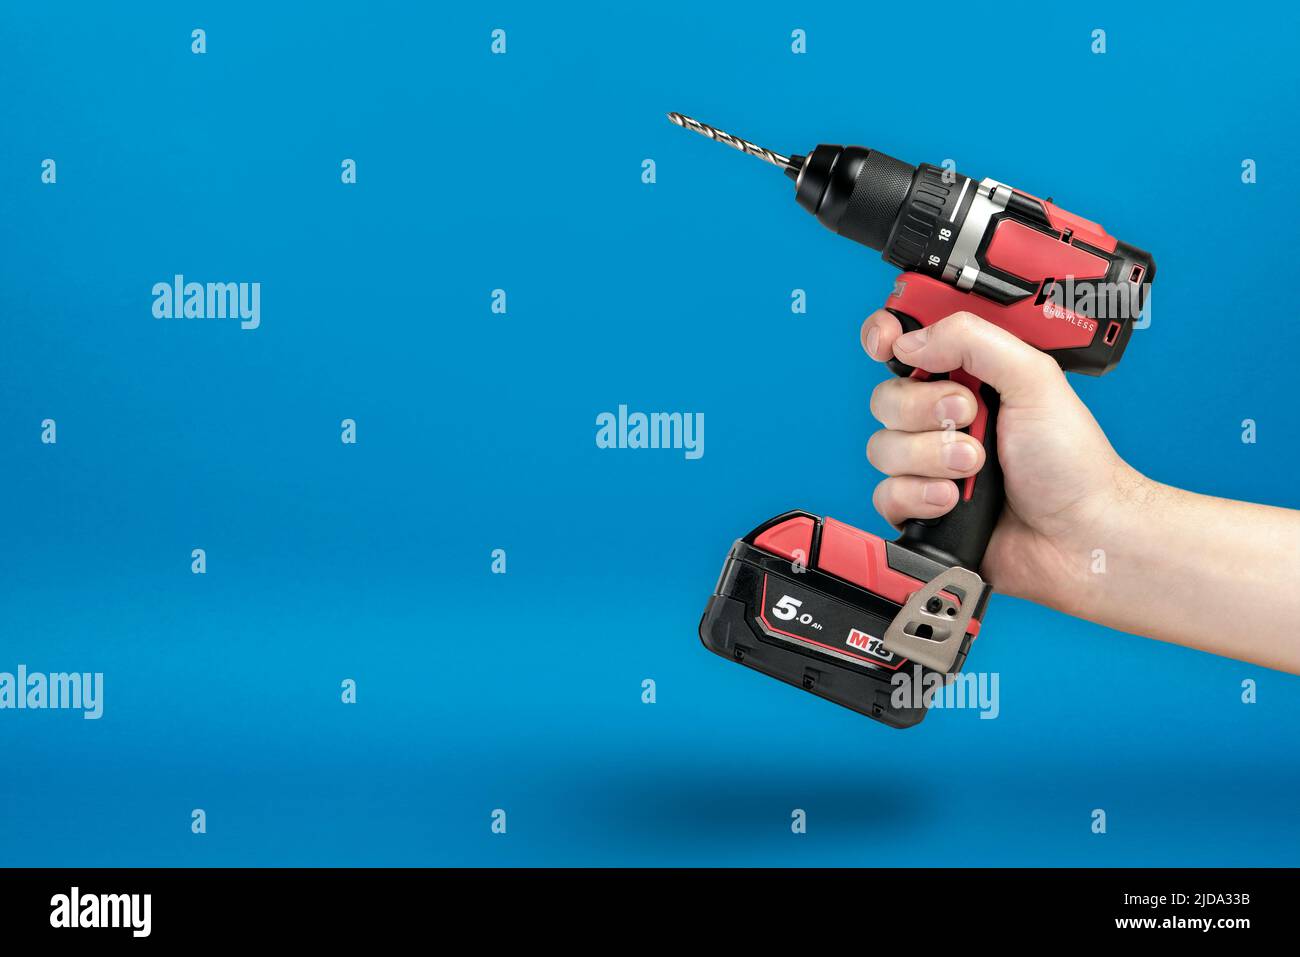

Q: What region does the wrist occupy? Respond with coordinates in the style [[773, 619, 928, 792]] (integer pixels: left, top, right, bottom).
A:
[[1023, 462, 1163, 617]]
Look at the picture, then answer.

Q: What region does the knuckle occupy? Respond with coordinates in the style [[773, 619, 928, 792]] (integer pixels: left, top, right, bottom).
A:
[[871, 479, 892, 514], [877, 476, 902, 508], [1035, 350, 1065, 379], [868, 380, 891, 420], [940, 311, 975, 335], [933, 433, 958, 470], [899, 385, 928, 426], [866, 430, 890, 469], [954, 312, 988, 347]]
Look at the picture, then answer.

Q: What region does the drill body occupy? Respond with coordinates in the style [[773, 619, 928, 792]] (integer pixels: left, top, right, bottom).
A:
[[680, 117, 1155, 725], [796, 143, 1152, 375]]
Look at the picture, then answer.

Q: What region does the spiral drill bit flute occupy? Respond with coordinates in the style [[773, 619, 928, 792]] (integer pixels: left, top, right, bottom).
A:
[[666, 112, 795, 171], [673, 112, 1155, 726]]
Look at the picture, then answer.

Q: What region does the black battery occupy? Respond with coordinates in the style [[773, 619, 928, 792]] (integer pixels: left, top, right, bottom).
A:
[[698, 510, 989, 728]]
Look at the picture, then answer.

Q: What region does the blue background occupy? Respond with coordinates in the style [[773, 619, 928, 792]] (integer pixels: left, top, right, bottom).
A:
[[2, 1, 1298, 866]]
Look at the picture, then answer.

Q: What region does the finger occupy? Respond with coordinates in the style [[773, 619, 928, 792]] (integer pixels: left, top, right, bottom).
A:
[[860, 309, 903, 361], [872, 476, 959, 527], [870, 376, 978, 432], [890, 311, 1064, 402], [867, 429, 986, 479]]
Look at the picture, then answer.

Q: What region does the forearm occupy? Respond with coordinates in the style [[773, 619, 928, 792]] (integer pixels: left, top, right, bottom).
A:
[[1043, 470, 1300, 673]]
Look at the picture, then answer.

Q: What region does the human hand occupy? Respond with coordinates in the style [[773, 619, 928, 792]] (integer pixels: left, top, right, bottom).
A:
[[860, 309, 1146, 603]]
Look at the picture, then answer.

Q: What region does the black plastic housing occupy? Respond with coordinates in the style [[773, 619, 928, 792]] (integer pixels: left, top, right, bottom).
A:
[[793, 144, 917, 251], [699, 510, 989, 728]]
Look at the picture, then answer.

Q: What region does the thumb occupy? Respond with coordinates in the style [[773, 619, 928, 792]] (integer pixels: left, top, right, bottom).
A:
[[890, 311, 1064, 403]]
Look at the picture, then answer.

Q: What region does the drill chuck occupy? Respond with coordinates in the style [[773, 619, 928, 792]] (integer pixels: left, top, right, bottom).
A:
[[791, 144, 916, 253], [792, 144, 979, 279]]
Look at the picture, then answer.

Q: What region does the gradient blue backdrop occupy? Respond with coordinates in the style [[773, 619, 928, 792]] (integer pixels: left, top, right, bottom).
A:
[[2, 2, 1298, 866]]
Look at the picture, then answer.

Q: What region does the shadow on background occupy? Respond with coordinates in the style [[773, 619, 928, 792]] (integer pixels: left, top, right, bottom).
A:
[[554, 751, 934, 855]]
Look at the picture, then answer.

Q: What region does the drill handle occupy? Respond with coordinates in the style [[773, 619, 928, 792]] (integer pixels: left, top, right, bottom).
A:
[[886, 310, 1005, 573]]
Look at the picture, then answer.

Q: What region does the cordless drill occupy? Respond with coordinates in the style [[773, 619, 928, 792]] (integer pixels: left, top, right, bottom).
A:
[[672, 112, 1155, 727]]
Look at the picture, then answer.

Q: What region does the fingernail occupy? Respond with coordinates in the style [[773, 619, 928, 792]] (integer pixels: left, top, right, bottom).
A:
[[896, 328, 928, 352], [942, 441, 978, 471], [923, 481, 954, 506], [865, 326, 880, 358], [934, 394, 973, 426]]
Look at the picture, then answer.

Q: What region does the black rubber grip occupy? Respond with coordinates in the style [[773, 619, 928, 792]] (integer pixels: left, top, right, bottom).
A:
[[885, 310, 1004, 572], [893, 382, 1003, 572]]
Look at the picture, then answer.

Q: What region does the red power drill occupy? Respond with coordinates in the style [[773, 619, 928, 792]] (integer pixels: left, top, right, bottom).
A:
[[671, 113, 1155, 727]]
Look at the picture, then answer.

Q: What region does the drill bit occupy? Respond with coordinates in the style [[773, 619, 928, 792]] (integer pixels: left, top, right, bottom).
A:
[[667, 112, 795, 171]]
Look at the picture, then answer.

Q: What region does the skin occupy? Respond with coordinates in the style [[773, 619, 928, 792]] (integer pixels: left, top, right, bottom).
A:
[[861, 309, 1300, 674]]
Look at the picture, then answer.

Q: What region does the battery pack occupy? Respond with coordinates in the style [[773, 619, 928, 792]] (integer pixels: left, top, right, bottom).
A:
[[698, 510, 991, 727]]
